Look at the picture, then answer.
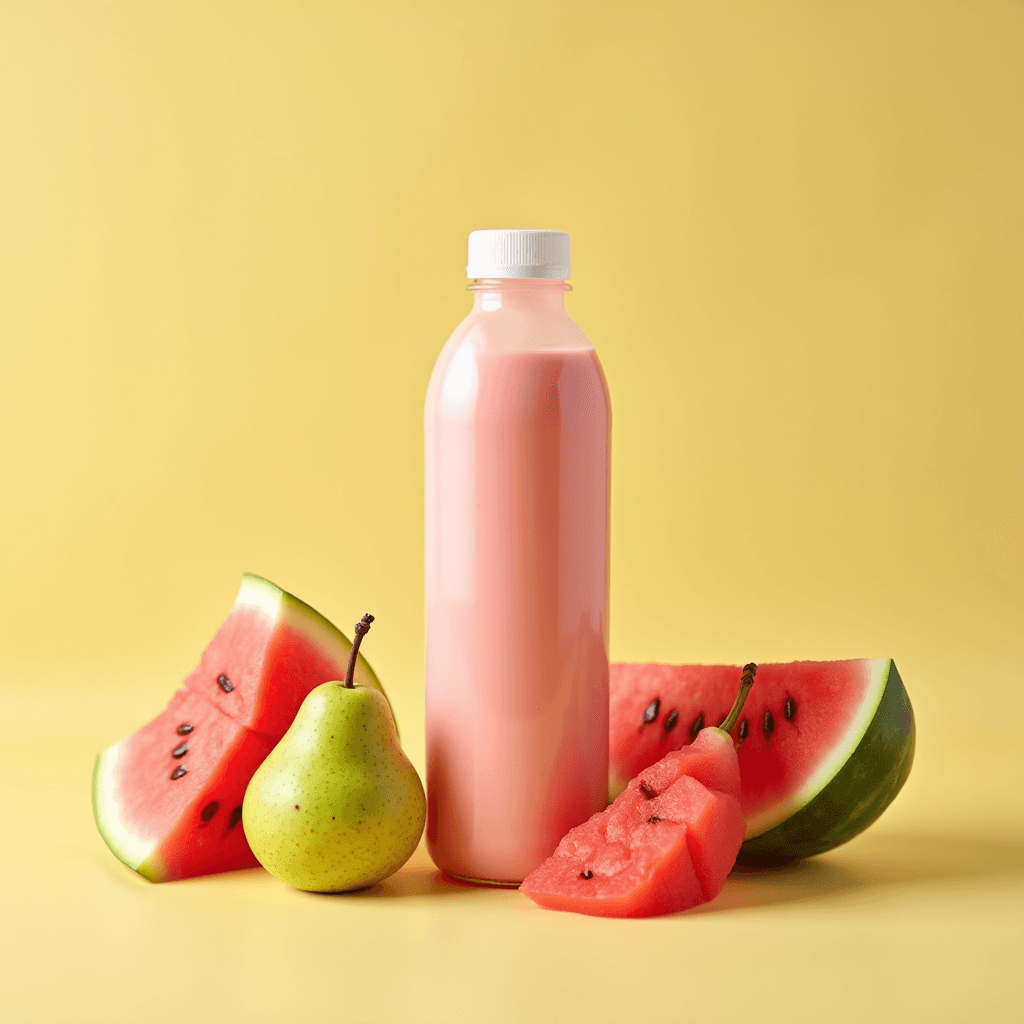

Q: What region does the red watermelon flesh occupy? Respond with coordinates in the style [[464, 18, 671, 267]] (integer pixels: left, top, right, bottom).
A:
[[635, 729, 743, 803], [93, 574, 390, 881], [93, 689, 274, 880], [609, 659, 892, 839], [520, 729, 744, 917], [183, 575, 384, 740]]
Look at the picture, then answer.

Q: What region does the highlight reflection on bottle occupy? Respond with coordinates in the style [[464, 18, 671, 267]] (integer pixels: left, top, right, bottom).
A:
[[425, 230, 611, 885]]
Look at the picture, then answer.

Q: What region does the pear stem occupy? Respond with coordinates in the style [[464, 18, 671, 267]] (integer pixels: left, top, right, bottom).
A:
[[720, 663, 757, 736], [343, 614, 374, 688]]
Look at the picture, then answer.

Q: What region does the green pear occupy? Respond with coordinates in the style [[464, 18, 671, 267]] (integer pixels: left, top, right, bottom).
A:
[[242, 615, 425, 892]]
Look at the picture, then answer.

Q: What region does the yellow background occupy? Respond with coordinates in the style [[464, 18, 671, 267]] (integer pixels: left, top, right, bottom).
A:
[[1, 3, 1021, 1022]]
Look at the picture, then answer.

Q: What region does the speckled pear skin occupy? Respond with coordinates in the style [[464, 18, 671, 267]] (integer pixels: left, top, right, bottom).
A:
[[242, 682, 425, 892]]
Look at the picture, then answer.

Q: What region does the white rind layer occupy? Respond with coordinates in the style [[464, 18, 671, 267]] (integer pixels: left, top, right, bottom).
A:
[[744, 658, 891, 838], [92, 740, 156, 871], [235, 574, 375, 688], [236, 573, 284, 622], [239, 572, 390, 724]]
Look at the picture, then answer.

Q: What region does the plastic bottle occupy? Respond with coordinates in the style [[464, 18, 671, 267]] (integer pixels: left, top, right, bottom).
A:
[[424, 230, 611, 884]]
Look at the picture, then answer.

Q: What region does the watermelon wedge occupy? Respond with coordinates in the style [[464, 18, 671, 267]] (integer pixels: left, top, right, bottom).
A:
[[520, 728, 746, 917], [92, 574, 389, 881], [181, 573, 388, 738], [609, 659, 915, 865], [93, 689, 275, 880]]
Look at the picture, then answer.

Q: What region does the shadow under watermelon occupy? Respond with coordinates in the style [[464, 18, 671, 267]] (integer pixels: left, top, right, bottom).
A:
[[687, 829, 1024, 915], [264, 829, 1024, 907]]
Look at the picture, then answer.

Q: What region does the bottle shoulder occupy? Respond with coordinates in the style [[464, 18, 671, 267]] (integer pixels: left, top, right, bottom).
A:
[[427, 305, 604, 417], [425, 332, 610, 428], [442, 305, 595, 354]]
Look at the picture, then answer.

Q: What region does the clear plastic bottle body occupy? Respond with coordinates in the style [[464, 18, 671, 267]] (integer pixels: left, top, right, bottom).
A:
[[424, 278, 610, 884]]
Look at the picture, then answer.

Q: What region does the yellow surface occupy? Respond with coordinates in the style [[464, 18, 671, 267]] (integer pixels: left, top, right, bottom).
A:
[[1, 2, 1021, 1022]]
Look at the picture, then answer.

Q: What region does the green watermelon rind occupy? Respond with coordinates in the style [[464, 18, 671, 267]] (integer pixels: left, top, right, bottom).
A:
[[742, 658, 890, 839], [92, 740, 153, 874], [239, 574, 397, 734], [737, 659, 915, 865]]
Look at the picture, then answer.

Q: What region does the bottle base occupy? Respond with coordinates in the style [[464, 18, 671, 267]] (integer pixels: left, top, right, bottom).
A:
[[445, 871, 523, 888]]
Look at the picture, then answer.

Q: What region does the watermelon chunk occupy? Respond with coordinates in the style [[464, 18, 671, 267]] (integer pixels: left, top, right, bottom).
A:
[[521, 729, 745, 917], [92, 575, 389, 881], [609, 659, 915, 864]]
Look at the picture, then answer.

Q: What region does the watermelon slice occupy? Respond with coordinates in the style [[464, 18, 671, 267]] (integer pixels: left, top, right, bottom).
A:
[[92, 574, 389, 881], [93, 689, 275, 880], [181, 573, 388, 738], [520, 728, 746, 917], [609, 659, 915, 865]]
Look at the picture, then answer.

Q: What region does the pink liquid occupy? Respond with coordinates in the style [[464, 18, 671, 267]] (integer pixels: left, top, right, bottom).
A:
[[425, 282, 610, 884]]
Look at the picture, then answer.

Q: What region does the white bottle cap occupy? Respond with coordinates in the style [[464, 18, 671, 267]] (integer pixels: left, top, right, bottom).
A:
[[467, 229, 571, 279]]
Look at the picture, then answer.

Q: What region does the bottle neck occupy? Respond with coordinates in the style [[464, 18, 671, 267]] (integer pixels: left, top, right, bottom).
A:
[[469, 277, 570, 314]]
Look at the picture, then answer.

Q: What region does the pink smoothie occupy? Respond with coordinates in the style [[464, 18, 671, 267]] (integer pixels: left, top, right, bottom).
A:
[[425, 280, 610, 884]]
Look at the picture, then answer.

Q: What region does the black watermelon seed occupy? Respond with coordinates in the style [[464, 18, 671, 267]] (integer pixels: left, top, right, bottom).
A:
[[738, 717, 749, 742], [689, 712, 704, 741], [643, 698, 660, 725], [647, 816, 663, 824], [784, 696, 797, 721], [200, 801, 219, 823], [579, 869, 594, 880], [217, 673, 234, 693], [171, 743, 188, 758], [170, 765, 187, 780], [176, 723, 193, 735], [763, 709, 776, 741], [227, 806, 243, 831], [664, 710, 679, 733], [639, 780, 657, 799]]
